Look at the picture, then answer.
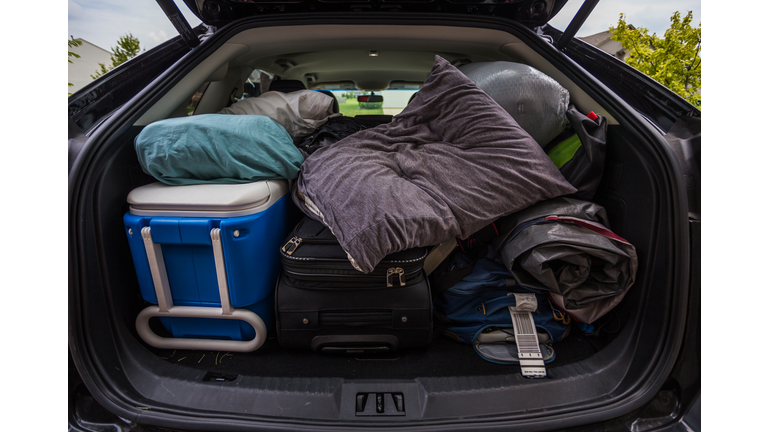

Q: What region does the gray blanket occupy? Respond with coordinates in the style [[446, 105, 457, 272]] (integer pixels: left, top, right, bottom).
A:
[[294, 56, 577, 273]]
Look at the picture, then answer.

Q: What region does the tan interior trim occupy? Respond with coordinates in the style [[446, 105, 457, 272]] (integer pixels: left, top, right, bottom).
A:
[[135, 43, 249, 126], [134, 25, 617, 126]]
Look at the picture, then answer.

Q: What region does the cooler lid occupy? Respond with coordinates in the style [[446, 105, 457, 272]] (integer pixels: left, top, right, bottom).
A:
[[128, 180, 289, 218]]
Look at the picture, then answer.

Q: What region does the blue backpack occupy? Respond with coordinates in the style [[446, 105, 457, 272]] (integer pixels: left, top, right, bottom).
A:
[[433, 248, 571, 365]]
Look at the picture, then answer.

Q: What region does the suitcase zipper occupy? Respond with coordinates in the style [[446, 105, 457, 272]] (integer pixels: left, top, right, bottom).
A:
[[281, 246, 429, 264], [284, 267, 422, 288], [285, 218, 428, 262], [281, 235, 342, 256], [281, 237, 302, 255]]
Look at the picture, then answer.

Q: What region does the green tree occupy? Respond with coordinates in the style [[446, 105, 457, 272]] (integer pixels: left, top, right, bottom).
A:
[[610, 11, 701, 107], [91, 33, 143, 79], [68, 36, 83, 95]]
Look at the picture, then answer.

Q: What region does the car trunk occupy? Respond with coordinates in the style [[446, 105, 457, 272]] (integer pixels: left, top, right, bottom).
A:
[[69, 15, 690, 431]]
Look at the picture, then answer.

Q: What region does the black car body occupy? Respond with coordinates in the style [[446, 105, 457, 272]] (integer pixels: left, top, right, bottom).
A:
[[68, 1, 701, 430]]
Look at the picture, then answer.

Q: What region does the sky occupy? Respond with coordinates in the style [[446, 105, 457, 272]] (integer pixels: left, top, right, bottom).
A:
[[68, 0, 701, 52], [68, 0, 203, 51]]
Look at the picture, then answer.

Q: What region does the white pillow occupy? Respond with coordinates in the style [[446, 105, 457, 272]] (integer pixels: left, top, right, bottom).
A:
[[219, 90, 339, 140]]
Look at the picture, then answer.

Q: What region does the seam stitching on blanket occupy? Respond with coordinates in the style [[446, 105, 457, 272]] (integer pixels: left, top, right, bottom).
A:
[[347, 215, 459, 267]]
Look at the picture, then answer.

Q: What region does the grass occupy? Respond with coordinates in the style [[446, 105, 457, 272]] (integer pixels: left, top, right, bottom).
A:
[[338, 99, 384, 116]]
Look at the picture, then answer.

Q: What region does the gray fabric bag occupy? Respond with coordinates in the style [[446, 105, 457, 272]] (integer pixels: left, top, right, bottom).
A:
[[459, 61, 570, 147], [492, 197, 638, 324]]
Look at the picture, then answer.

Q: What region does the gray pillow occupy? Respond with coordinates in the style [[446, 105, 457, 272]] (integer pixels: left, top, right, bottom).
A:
[[294, 56, 577, 273]]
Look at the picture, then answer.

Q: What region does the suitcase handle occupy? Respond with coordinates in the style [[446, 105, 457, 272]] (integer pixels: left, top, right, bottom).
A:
[[482, 292, 546, 316], [310, 335, 400, 353], [136, 227, 267, 352], [318, 311, 391, 327], [135, 305, 267, 352]]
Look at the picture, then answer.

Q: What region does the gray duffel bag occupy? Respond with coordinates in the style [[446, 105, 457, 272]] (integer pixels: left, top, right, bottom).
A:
[[492, 197, 638, 324]]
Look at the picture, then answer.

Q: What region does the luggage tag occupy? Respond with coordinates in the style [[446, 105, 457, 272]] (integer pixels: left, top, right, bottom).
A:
[[508, 293, 547, 378]]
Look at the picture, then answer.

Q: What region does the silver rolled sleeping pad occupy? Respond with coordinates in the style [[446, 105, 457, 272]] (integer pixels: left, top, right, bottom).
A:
[[459, 62, 570, 147]]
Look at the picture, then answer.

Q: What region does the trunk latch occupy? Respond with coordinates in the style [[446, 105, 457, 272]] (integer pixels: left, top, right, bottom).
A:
[[386, 267, 405, 287], [356, 392, 405, 416], [281, 237, 302, 255]]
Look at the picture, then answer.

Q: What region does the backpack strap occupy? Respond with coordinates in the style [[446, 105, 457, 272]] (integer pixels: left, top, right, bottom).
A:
[[429, 243, 489, 295], [430, 257, 478, 296], [430, 222, 500, 295]]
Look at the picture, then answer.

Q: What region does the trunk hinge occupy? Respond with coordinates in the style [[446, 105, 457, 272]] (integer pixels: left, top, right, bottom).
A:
[[156, 0, 201, 49], [556, 0, 600, 51]]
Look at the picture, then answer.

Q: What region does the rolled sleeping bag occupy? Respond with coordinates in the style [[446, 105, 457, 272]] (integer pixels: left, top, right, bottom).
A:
[[492, 197, 638, 324]]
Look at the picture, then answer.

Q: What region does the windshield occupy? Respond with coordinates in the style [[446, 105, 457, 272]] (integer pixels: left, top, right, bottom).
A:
[[323, 89, 419, 116]]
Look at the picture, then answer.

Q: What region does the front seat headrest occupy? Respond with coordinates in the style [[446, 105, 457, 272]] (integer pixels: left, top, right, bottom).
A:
[[268, 79, 307, 93]]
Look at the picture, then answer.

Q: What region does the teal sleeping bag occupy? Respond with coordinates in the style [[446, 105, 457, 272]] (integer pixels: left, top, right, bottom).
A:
[[135, 114, 304, 186]]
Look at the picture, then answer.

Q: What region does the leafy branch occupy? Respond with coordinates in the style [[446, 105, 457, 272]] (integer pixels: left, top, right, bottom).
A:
[[610, 11, 701, 107]]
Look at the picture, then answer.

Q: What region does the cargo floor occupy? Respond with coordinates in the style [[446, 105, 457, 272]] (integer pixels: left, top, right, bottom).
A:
[[148, 327, 617, 380]]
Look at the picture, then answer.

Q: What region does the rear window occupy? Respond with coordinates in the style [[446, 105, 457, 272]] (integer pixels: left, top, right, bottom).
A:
[[323, 89, 418, 116]]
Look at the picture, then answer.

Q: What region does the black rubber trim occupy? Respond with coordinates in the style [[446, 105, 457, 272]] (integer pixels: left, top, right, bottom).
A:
[[67, 27, 204, 133], [542, 24, 700, 133]]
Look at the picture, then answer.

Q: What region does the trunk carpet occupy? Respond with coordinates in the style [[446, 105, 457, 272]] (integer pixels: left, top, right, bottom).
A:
[[149, 329, 610, 380]]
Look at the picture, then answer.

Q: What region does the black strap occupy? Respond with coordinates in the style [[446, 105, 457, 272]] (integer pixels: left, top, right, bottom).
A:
[[297, 117, 367, 155], [430, 263, 476, 296], [429, 246, 485, 296], [429, 222, 501, 295]]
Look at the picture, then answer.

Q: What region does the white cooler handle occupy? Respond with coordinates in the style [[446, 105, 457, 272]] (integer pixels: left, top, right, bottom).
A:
[[135, 227, 267, 352]]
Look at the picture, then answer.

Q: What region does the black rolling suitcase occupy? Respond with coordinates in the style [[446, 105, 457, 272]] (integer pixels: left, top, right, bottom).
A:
[[276, 217, 432, 354]]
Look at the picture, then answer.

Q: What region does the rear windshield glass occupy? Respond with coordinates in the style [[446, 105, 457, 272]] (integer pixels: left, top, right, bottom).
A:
[[322, 89, 419, 116]]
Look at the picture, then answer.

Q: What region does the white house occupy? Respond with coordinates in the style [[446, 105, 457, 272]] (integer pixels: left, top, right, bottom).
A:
[[68, 38, 113, 95], [578, 30, 629, 61]]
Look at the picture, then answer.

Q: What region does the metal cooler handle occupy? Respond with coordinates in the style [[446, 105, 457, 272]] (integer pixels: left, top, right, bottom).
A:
[[135, 227, 267, 352]]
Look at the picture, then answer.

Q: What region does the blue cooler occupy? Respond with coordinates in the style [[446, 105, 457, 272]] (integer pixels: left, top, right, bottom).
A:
[[123, 180, 294, 352]]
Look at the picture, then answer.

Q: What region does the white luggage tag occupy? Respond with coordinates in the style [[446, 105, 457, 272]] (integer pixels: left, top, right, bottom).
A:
[[508, 293, 547, 378]]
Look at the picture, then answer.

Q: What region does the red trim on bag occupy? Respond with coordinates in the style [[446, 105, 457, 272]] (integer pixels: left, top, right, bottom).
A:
[[544, 216, 630, 244]]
